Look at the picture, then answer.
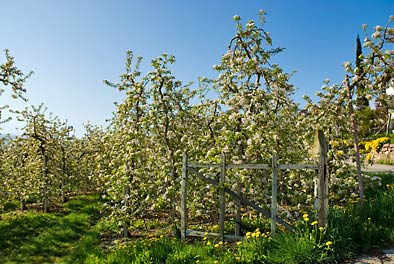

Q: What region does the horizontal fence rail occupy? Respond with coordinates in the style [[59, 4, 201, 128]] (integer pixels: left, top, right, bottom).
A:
[[188, 163, 319, 170]]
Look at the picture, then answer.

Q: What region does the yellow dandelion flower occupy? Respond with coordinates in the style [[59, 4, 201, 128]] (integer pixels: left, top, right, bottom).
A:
[[303, 213, 309, 219], [311, 221, 318, 226], [304, 217, 310, 222], [236, 241, 242, 245], [326, 241, 333, 247], [214, 242, 223, 248]]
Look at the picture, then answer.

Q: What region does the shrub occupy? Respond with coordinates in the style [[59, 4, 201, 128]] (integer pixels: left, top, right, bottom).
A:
[[364, 137, 390, 152]]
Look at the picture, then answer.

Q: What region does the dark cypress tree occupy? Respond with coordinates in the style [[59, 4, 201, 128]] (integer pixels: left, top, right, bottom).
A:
[[356, 35, 363, 68], [355, 35, 369, 109]]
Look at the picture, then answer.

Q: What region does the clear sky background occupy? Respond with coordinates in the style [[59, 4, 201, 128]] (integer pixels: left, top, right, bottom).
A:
[[0, 0, 393, 137]]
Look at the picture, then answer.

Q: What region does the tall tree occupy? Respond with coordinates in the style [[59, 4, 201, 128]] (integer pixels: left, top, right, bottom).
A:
[[305, 17, 394, 205], [18, 104, 68, 212], [103, 50, 150, 237], [209, 11, 313, 210]]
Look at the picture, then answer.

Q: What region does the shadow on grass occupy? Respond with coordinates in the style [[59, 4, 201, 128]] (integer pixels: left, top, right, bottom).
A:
[[0, 194, 103, 264]]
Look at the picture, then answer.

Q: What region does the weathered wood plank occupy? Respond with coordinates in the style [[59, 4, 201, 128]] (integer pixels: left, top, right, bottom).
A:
[[188, 163, 221, 168], [226, 164, 271, 169], [315, 130, 329, 227], [189, 163, 318, 170], [278, 164, 318, 170], [185, 230, 244, 241]]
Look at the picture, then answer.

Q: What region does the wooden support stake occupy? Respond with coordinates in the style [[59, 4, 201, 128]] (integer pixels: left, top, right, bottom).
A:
[[271, 152, 278, 235], [181, 153, 188, 242], [219, 153, 226, 242]]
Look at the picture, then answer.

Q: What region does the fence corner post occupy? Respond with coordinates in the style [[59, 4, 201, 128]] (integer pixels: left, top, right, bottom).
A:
[[219, 152, 226, 242], [181, 152, 188, 242], [314, 130, 328, 227]]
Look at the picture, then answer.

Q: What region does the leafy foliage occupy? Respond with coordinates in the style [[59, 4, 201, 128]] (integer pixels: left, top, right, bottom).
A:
[[0, 49, 32, 124]]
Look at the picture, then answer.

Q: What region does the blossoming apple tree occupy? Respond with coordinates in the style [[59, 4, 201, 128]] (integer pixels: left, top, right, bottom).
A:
[[304, 16, 394, 204]]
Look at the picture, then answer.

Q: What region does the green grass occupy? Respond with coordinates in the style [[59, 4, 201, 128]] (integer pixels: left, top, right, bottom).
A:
[[0, 194, 103, 264], [2, 174, 394, 263], [84, 238, 237, 264], [327, 173, 394, 260]]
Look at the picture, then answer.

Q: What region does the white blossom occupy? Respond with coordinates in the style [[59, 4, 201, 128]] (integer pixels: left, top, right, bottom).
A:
[[343, 61, 352, 72], [372, 31, 381, 39]]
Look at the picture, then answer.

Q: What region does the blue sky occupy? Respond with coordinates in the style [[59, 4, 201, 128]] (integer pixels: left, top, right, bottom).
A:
[[0, 0, 393, 136]]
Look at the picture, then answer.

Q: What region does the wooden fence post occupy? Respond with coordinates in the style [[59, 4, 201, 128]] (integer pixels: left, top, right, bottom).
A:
[[314, 130, 328, 227], [181, 153, 188, 242], [219, 153, 226, 242], [271, 152, 278, 235]]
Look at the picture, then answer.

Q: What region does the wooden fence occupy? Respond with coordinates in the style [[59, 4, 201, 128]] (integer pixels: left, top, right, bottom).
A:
[[180, 130, 328, 242]]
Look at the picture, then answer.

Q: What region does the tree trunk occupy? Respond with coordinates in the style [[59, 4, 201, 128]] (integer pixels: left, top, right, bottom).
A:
[[345, 75, 364, 206], [123, 162, 132, 238], [61, 147, 67, 204], [20, 199, 26, 211], [170, 165, 177, 226], [123, 184, 130, 238], [43, 156, 49, 213]]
